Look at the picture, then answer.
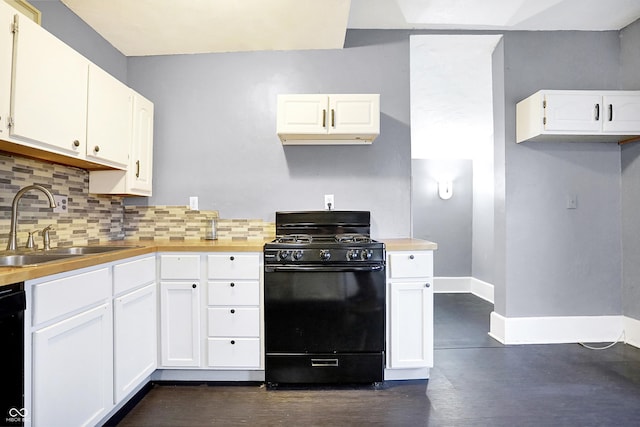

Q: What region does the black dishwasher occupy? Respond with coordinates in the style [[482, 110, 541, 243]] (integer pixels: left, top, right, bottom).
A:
[[0, 283, 26, 427]]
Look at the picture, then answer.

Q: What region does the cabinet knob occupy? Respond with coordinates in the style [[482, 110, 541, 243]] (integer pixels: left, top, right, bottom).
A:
[[230, 309, 235, 314], [230, 340, 235, 345], [425, 283, 431, 288], [94, 145, 100, 153], [230, 256, 235, 261], [409, 254, 415, 260], [230, 282, 235, 287], [192, 283, 197, 289], [73, 140, 80, 147]]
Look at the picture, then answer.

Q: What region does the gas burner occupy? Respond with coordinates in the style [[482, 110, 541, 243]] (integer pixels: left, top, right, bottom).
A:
[[335, 233, 371, 244], [276, 234, 313, 244]]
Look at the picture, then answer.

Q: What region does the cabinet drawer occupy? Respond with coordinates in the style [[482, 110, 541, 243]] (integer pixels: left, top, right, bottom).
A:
[[160, 254, 200, 279], [207, 253, 260, 280], [207, 307, 260, 337], [32, 268, 111, 326], [208, 280, 260, 306], [207, 338, 261, 368], [388, 251, 433, 279], [114, 256, 156, 295]]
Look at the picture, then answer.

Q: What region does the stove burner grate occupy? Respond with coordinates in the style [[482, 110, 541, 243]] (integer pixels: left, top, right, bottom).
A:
[[335, 233, 371, 244], [276, 234, 313, 244]]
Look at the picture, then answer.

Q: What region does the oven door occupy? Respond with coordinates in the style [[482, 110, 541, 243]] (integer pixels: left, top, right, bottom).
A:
[[264, 264, 385, 354]]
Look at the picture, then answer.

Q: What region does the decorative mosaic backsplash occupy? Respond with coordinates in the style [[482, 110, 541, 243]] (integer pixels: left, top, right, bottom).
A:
[[0, 153, 275, 248], [0, 153, 125, 249], [124, 205, 275, 241]]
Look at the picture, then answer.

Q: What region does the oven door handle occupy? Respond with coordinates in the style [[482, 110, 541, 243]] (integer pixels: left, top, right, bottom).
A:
[[264, 264, 384, 273]]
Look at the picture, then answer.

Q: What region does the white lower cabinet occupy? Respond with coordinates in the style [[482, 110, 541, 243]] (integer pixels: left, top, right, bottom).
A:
[[28, 255, 158, 427], [30, 268, 113, 427], [386, 250, 434, 379], [160, 281, 201, 367]]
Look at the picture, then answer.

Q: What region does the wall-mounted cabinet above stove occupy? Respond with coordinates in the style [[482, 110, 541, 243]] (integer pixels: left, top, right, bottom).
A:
[[277, 94, 379, 145], [516, 90, 640, 143]]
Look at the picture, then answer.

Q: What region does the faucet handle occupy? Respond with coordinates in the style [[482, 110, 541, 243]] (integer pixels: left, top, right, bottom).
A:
[[41, 225, 53, 250]]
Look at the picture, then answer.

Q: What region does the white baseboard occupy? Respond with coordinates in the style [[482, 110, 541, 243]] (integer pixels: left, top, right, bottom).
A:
[[489, 312, 626, 345], [434, 277, 494, 304], [624, 316, 640, 348]]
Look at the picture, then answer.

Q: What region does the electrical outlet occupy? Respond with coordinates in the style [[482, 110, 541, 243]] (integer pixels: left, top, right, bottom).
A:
[[324, 194, 335, 210], [53, 195, 68, 213], [189, 196, 199, 210]]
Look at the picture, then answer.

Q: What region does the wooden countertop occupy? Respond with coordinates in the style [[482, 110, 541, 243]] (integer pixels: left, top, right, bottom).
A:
[[0, 237, 436, 287]]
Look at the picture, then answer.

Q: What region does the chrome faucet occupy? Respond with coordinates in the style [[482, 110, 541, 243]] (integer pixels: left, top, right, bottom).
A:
[[6, 184, 56, 251]]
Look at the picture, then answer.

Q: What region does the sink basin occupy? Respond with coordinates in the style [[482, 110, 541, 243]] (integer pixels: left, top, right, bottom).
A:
[[46, 245, 142, 255], [0, 253, 78, 267], [0, 245, 142, 267]]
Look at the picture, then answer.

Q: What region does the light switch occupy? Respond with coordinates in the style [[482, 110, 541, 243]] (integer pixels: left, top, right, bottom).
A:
[[566, 194, 577, 209]]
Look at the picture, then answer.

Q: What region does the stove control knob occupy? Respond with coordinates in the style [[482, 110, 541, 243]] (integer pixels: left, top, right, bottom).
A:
[[362, 249, 373, 260], [293, 250, 304, 261], [348, 249, 360, 260], [320, 250, 331, 261], [278, 250, 291, 260]]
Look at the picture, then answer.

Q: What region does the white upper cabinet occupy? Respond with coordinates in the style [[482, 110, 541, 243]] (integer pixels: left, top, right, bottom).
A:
[[86, 63, 131, 169], [10, 13, 88, 158], [516, 90, 640, 143], [0, 2, 13, 141], [89, 91, 154, 196], [277, 94, 380, 144]]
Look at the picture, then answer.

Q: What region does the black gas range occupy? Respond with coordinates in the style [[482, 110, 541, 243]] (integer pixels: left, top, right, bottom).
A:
[[264, 211, 386, 386]]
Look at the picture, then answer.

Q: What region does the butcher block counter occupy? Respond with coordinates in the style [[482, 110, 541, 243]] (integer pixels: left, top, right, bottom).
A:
[[0, 237, 436, 287]]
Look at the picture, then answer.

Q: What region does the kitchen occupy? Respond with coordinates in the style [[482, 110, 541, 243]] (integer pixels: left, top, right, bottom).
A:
[[1, 0, 640, 425]]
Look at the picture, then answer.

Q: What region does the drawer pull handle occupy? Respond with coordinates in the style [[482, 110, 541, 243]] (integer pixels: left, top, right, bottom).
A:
[[73, 140, 80, 147], [425, 283, 431, 288], [311, 358, 339, 367], [230, 282, 235, 287], [231, 340, 235, 345], [230, 309, 235, 314], [409, 254, 415, 260], [230, 256, 235, 261], [192, 283, 197, 289]]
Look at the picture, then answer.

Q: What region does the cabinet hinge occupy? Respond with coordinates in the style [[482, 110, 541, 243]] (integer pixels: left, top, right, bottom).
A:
[[542, 100, 546, 109], [7, 116, 14, 128], [543, 117, 546, 125], [11, 15, 18, 34]]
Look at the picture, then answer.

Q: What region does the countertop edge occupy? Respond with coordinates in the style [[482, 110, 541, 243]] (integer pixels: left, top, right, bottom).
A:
[[0, 238, 437, 286]]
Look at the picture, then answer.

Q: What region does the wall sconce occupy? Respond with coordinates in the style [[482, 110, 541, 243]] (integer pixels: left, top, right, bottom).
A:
[[438, 180, 453, 200]]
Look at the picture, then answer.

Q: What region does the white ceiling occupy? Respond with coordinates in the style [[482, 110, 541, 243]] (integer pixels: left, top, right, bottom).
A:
[[55, 0, 640, 56]]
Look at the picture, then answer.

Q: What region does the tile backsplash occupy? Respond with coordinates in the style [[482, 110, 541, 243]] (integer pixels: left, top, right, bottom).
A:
[[0, 153, 275, 248], [0, 153, 124, 249]]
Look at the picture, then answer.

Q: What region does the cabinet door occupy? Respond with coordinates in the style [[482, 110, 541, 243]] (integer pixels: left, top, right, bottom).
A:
[[32, 304, 113, 427], [160, 281, 201, 367], [86, 63, 131, 168], [603, 94, 640, 132], [114, 283, 157, 403], [389, 281, 433, 368], [128, 92, 154, 195], [543, 93, 601, 133], [10, 14, 88, 156], [0, 2, 12, 140], [277, 94, 328, 135], [329, 94, 380, 135]]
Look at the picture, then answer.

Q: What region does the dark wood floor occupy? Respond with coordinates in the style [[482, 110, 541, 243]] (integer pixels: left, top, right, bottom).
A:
[[113, 294, 640, 426]]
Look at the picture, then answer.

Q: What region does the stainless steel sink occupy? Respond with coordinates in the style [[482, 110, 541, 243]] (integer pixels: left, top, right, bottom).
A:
[[46, 245, 142, 255], [0, 245, 141, 267], [0, 253, 78, 267]]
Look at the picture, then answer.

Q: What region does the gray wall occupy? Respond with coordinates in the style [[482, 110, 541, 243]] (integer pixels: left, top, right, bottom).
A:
[[412, 159, 472, 276], [497, 31, 623, 318], [620, 19, 640, 320], [125, 30, 413, 237]]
